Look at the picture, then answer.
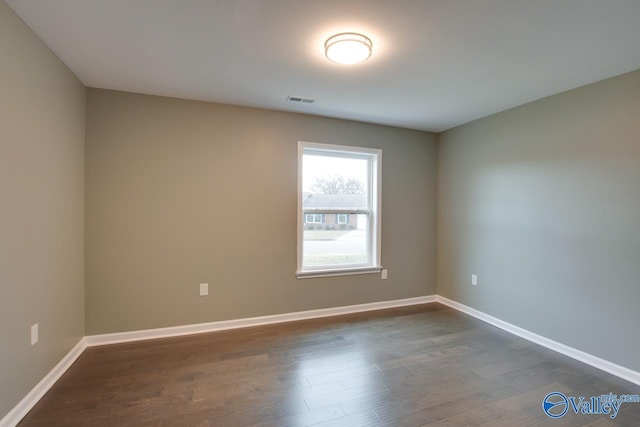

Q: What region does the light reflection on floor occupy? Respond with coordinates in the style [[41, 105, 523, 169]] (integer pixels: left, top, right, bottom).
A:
[[287, 344, 385, 425]]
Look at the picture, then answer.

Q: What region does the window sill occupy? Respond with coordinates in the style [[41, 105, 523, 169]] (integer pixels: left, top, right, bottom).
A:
[[296, 266, 382, 279]]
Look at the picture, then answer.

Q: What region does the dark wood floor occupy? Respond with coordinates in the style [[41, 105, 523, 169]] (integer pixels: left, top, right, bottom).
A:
[[18, 303, 640, 426]]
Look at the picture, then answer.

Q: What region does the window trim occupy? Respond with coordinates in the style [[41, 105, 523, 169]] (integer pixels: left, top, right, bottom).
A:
[[296, 141, 382, 279]]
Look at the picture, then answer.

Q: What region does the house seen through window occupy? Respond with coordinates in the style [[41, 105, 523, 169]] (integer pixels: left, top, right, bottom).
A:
[[297, 142, 381, 278]]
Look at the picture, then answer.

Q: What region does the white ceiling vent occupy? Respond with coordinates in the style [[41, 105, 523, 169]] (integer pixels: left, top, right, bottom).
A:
[[287, 96, 315, 104]]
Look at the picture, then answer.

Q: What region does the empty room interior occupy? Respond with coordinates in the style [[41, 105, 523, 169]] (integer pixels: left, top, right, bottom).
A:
[[2, 1, 640, 426]]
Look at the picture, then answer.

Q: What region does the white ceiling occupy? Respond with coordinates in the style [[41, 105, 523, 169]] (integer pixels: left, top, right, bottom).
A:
[[6, 0, 640, 132]]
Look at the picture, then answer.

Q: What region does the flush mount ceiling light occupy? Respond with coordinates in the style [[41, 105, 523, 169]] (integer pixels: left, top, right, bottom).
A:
[[324, 32, 373, 65]]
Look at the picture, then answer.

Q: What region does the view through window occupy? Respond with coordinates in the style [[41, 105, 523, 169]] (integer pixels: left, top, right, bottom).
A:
[[298, 142, 381, 277]]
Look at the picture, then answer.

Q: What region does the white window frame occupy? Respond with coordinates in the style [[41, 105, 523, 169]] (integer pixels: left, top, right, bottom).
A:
[[297, 141, 382, 279], [336, 214, 349, 225], [305, 213, 324, 224]]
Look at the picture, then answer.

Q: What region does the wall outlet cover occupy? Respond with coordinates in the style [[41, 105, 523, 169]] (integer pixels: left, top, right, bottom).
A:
[[31, 323, 39, 345], [199, 283, 209, 296]]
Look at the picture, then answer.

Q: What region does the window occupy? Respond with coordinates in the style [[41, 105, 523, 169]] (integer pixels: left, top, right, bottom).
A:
[[297, 141, 381, 278], [305, 213, 324, 224], [336, 214, 349, 225]]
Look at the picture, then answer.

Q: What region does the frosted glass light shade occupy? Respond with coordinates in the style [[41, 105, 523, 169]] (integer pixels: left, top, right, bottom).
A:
[[325, 33, 372, 65]]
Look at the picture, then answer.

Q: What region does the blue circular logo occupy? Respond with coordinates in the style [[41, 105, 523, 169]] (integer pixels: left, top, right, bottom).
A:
[[543, 392, 569, 418]]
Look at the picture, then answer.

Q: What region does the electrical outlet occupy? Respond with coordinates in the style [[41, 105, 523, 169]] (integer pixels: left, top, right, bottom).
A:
[[31, 323, 38, 345], [471, 274, 478, 286], [199, 283, 209, 296], [381, 269, 388, 280]]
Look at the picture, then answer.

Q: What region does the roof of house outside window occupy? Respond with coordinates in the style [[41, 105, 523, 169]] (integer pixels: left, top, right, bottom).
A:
[[302, 193, 367, 209]]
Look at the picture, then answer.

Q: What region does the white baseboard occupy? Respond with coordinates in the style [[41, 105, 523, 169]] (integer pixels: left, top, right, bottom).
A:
[[0, 338, 87, 427], [5, 294, 639, 427], [85, 295, 437, 346], [436, 295, 640, 386]]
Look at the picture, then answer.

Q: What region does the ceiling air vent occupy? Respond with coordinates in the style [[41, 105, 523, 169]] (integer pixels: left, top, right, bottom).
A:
[[287, 96, 315, 104]]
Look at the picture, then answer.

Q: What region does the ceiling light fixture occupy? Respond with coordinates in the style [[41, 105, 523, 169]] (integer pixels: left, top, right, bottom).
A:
[[324, 32, 373, 65]]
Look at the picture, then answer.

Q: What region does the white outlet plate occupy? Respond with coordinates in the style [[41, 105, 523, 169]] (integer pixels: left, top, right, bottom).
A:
[[199, 283, 208, 296], [31, 323, 38, 345], [381, 269, 388, 280], [471, 274, 478, 286]]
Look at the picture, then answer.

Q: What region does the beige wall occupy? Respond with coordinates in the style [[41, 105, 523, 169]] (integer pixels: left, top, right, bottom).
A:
[[0, 2, 86, 419], [5, 0, 638, 417], [85, 89, 437, 334], [437, 69, 640, 372]]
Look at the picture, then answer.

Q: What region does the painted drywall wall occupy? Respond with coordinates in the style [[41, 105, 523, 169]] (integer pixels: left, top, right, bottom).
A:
[[437, 69, 640, 372], [85, 89, 437, 334], [0, 2, 86, 419]]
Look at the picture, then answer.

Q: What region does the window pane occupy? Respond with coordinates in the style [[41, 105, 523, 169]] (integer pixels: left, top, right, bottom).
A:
[[302, 214, 368, 268], [302, 153, 368, 209]]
